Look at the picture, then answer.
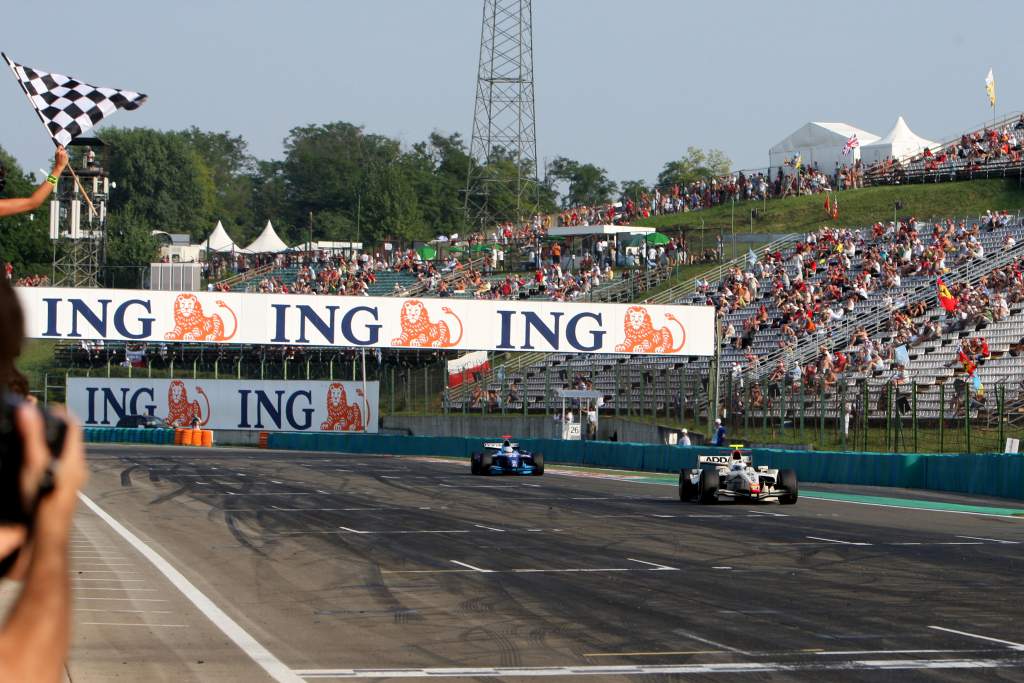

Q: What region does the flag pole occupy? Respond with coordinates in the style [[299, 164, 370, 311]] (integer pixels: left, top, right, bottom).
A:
[[1, 52, 97, 217]]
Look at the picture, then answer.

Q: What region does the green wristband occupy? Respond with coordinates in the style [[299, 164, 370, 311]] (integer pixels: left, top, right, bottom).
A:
[[46, 175, 58, 186]]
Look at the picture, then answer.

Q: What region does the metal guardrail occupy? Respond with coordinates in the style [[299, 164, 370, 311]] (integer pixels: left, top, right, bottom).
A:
[[400, 255, 489, 297], [214, 262, 275, 290]]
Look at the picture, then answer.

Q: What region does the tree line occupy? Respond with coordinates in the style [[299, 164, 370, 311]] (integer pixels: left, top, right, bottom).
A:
[[0, 121, 729, 277]]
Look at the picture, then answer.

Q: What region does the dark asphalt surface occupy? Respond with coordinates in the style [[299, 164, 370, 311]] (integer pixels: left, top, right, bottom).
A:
[[72, 444, 1024, 682]]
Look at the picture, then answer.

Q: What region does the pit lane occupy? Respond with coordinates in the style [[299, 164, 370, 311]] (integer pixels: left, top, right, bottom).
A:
[[68, 444, 1024, 681]]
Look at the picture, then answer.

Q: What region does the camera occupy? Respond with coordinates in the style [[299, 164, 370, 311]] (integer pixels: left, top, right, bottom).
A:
[[0, 390, 67, 525]]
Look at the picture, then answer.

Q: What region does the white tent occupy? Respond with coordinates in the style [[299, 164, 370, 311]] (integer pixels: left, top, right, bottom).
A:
[[769, 122, 880, 175], [245, 220, 290, 253], [859, 116, 938, 167], [202, 221, 248, 253]]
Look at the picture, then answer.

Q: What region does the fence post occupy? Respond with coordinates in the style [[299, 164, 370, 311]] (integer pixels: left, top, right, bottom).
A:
[[885, 383, 893, 452], [148, 360, 153, 379], [964, 379, 971, 454], [423, 365, 429, 414], [999, 383, 1006, 448], [214, 359, 219, 380], [170, 358, 175, 379], [839, 384, 847, 451], [912, 381, 918, 453], [817, 389, 824, 447], [260, 358, 265, 381], [284, 359, 288, 381], [306, 358, 311, 380], [798, 383, 805, 443], [862, 382, 869, 453], [939, 382, 945, 453]]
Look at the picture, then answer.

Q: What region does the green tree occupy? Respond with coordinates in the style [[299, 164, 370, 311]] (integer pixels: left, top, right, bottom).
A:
[[179, 127, 255, 234], [657, 146, 732, 188], [0, 146, 52, 275], [547, 157, 616, 208], [104, 208, 158, 288], [101, 127, 218, 239], [619, 179, 649, 203]]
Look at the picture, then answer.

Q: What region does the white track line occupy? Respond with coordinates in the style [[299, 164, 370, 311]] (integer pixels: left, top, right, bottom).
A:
[[673, 627, 750, 655], [957, 536, 1020, 544], [78, 493, 303, 683], [625, 558, 678, 571], [473, 524, 505, 532], [800, 495, 1024, 520], [292, 659, 1023, 678], [450, 561, 494, 573], [928, 625, 1024, 651], [806, 536, 872, 546]]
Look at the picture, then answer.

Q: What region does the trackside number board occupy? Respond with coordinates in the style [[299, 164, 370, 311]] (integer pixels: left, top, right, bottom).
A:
[[66, 378, 380, 433], [17, 287, 714, 356]]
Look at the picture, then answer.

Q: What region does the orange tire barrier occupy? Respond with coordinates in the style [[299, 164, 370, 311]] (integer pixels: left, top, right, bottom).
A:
[[182, 429, 195, 446], [201, 430, 213, 447], [258, 431, 269, 449], [174, 428, 184, 445]]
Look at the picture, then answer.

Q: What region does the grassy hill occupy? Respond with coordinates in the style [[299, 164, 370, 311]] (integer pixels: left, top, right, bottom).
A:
[[634, 178, 1024, 236]]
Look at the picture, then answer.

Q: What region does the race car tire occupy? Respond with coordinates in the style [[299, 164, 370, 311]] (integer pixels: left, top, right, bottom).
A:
[[470, 452, 481, 475], [678, 469, 695, 501], [778, 469, 799, 504], [479, 452, 493, 475], [698, 469, 719, 505], [531, 453, 545, 475]]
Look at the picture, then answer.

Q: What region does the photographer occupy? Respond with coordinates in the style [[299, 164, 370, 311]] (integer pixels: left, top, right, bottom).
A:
[[0, 146, 68, 218], [0, 147, 87, 681]]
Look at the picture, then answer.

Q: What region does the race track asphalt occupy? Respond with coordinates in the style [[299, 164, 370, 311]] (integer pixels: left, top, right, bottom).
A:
[[67, 444, 1024, 682]]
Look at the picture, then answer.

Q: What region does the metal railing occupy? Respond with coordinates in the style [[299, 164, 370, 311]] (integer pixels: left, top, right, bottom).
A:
[[213, 262, 275, 290], [399, 255, 489, 297], [743, 232, 1024, 390]]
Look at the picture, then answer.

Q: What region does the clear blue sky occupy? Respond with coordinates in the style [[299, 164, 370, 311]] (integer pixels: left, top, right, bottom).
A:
[[3, 0, 1022, 184]]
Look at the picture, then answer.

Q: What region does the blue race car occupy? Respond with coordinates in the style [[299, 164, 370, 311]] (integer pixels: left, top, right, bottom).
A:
[[470, 438, 544, 476]]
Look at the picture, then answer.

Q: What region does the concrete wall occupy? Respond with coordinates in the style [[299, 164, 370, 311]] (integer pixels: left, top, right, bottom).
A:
[[384, 414, 689, 445]]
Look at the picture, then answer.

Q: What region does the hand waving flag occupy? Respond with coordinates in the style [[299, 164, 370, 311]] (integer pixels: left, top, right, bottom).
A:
[[2, 53, 146, 146]]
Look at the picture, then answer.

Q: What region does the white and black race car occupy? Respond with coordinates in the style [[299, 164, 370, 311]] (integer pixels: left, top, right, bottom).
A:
[[470, 439, 544, 476], [678, 448, 797, 504]]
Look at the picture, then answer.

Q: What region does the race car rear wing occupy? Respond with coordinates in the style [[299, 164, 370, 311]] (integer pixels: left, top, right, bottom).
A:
[[697, 453, 751, 467], [484, 442, 519, 450]]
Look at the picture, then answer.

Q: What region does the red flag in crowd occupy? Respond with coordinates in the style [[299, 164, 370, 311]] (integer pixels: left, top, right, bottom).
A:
[[831, 195, 839, 220], [824, 194, 831, 217], [937, 277, 957, 312], [958, 349, 976, 377]]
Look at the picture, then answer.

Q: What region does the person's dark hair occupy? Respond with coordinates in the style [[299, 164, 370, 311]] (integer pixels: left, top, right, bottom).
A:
[[0, 276, 27, 396]]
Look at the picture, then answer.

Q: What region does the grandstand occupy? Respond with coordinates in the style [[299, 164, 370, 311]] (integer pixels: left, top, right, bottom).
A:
[[443, 211, 1024, 441]]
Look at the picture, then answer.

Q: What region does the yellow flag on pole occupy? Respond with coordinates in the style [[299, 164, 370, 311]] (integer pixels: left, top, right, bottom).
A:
[[985, 68, 996, 108]]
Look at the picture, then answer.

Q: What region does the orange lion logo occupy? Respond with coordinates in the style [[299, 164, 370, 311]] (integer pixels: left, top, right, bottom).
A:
[[615, 306, 685, 353], [164, 294, 238, 342], [320, 383, 369, 432], [390, 299, 463, 348], [165, 380, 211, 427]]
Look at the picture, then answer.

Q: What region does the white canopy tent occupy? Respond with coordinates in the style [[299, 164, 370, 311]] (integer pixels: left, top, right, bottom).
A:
[[548, 224, 654, 238], [769, 122, 880, 175], [245, 220, 290, 253], [202, 221, 248, 253], [859, 116, 938, 166]]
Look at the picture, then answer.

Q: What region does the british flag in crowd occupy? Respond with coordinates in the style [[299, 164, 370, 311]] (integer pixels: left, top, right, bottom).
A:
[[842, 134, 859, 157]]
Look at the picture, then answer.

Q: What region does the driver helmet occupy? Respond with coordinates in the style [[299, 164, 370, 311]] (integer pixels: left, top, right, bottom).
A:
[[731, 449, 743, 461], [502, 445, 515, 455]]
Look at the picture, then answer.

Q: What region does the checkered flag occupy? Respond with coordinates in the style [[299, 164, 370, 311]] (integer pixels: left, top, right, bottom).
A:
[[2, 53, 146, 147]]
